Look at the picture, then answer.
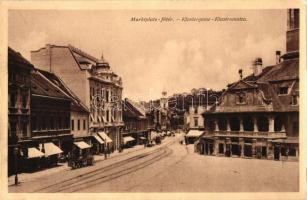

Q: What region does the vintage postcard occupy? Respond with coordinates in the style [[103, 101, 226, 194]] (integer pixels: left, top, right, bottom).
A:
[[0, 0, 306, 200]]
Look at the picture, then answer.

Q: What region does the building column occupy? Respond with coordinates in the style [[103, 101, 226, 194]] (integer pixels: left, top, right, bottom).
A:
[[213, 137, 219, 156], [267, 140, 273, 160], [239, 117, 244, 132], [269, 115, 275, 133], [252, 138, 257, 158], [253, 117, 258, 132], [295, 146, 299, 158], [226, 118, 231, 131], [215, 120, 219, 131], [239, 138, 244, 158]]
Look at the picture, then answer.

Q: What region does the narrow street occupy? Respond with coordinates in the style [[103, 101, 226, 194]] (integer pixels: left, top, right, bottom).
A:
[[9, 132, 298, 193]]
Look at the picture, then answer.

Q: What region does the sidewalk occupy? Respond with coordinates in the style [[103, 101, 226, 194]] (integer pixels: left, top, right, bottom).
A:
[[8, 133, 183, 188]]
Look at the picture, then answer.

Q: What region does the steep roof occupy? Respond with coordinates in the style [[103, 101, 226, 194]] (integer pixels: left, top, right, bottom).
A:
[[123, 99, 146, 119], [37, 69, 89, 113], [31, 70, 71, 100], [8, 47, 34, 70], [257, 58, 299, 82]]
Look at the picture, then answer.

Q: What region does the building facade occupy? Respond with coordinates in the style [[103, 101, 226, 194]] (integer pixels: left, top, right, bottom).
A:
[[123, 98, 149, 147], [199, 9, 299, 161], [31, 45, 124, 152], [8, 47, 34, 175], [31, 69, 73, 157]]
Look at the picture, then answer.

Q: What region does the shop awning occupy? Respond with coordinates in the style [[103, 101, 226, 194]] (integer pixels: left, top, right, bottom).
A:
[[74, 141, 91, 149], [28, 147, 44, 158], [93, 135, 105, 144], [123, 136, 135, 144], [139, 136, 146, 140], [43, 142, 63, 156], [186, 130, 203, 137], [98, 131, 113, 143]]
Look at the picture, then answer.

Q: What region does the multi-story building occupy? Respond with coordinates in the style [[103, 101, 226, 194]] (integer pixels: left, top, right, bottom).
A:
[[168, 89, 222, 131], [199, 9, 299, 161], [31, 44, 124, 152], [8, 47, 34, 175], [148, 91, 170, 131], [37, 69, 90, 143], [30, 69, 72, 159], [185, 106, 205, 130], [122, 98, 149, 147]]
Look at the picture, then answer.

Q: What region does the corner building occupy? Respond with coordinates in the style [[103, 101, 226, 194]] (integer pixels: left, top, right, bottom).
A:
[[200, 9, 299, 161], [31, 44, 124, 151]]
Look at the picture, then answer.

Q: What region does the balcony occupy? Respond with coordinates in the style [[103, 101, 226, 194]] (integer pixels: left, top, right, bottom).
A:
[[211, 130, 286, 138], [31, 129, 71, 138]]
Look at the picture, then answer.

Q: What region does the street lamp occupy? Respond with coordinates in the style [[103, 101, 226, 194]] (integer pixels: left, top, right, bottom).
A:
[[14, 146, 19, 185]]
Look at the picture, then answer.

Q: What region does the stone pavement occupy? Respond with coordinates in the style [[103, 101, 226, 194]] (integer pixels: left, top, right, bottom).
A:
[[8, 133, 182, 190]]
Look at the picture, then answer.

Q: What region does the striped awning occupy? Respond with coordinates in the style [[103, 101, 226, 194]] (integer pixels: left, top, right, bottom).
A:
[[98, 131, 113, 143], [93, 135, 105, 144], [28, 147, 44, 158]]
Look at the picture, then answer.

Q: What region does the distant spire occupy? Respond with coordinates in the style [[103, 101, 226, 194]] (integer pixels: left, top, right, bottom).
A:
[[101, 52, 104, 61]]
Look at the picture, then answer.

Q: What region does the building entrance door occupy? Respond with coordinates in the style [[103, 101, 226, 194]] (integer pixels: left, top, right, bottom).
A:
[[231, 143, 240, 156], [274, 145, 281, 160], [261, 146, 267, 158], [209, 143, 214, 155], [244, 144, 252, 157], [218, 143, 224, 155], [225, 144, 231, 157]]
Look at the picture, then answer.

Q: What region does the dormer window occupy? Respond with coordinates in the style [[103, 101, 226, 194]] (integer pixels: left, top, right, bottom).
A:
[[278, 87, 288, 95], [236, 92, 246, 104]]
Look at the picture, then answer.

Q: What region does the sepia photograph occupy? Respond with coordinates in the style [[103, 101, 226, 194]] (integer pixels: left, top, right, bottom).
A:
[[1, 0, 306, 199]]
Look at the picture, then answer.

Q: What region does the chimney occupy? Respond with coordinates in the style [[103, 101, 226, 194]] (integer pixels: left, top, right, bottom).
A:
[[276, 51, 281, 64], [253, 57, 262, 76], [238, 69, 243, 79]]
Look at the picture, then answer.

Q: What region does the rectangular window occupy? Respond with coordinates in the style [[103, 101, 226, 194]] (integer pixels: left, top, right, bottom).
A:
[[50, 116, 54, 130], [42, 117, 46, 130], [278, 87, 288, 95], [58, 116, 62, 129], [106, 90, 109, 102], [10, 93, 16, 107], [194, 107, 198, 114], [22, 123, 27, 137], [71, 119, 74, 131], [32, 116, 37, 131], [83, 119, 86, 130], [78, 119, 80, 130], [194, 117, 198, 127], [106, 110, 110, 122], [22, 95, 27, 108]]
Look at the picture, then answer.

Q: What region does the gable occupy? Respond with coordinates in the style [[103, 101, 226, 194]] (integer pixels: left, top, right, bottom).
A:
[[228, 80, 256, 91]]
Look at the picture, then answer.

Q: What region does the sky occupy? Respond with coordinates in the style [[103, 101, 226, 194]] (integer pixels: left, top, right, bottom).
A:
[[8, 9, 287, 101]]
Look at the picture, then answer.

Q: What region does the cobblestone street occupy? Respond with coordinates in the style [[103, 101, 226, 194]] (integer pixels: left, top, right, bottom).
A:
[[9, 133, 298, 193]]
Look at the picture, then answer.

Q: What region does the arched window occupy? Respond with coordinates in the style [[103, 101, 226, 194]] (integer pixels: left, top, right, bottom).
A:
[[257, 116, 269, 132], [243, 116, 253, 131], [229, 117, 240, 131], [274, 116, 284, 132], [218, 117, 227, 131]]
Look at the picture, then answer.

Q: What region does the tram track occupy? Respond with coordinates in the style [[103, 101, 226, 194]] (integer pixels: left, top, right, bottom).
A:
[[34, 137, 179, 193]]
